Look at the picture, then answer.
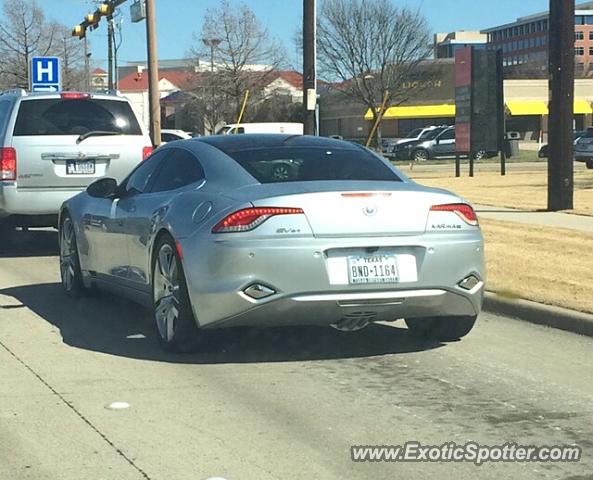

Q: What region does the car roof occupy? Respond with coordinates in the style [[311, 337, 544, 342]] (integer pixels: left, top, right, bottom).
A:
[[195, 134, 361, 152], [0, 90, 127, 102]]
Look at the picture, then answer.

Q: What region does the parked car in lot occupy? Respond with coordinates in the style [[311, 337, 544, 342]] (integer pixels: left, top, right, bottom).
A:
[[394, 125, 448, 145], [161, 129, 192, 144], [59, 134, 485, 352], [538, 130, 586, 159], [390, 126, 493, 161], [0, 89, 152, 235], [570, 129, 593, 169]]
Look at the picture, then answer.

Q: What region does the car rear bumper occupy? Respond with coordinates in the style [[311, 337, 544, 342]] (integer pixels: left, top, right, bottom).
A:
[[180, 232, 485, 329], [0, 183, 84, 219]]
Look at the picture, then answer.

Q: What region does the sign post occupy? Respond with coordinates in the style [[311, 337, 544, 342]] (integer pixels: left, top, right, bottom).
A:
[[30, 57, 61, 92]]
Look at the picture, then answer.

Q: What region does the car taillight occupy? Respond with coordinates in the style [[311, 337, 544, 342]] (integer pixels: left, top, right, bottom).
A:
[[60, 92, 91, 100], [143, 146, 154, 160], [430, 203, 478, 226], [212, 207, 304, 233], [0, 148, 16, 181]]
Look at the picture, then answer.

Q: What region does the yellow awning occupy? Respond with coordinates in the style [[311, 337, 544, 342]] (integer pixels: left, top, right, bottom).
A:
[[505, 101, 548, 116], [364, 104, 455, 120], [574, 99, 593, 114]]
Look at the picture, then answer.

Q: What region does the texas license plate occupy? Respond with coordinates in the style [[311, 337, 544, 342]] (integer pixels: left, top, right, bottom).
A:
[[66, 160, 95, 175], [348, 254, 399, 284]]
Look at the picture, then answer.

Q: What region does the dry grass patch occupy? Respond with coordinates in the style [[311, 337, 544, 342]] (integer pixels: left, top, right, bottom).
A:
[[481, 219, 593, 314], [408, 169, 593, 216]]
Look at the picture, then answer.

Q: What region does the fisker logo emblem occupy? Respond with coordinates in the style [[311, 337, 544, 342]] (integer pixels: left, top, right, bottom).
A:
[[78, 152, 86, 159], [363, 205, 377, 216]]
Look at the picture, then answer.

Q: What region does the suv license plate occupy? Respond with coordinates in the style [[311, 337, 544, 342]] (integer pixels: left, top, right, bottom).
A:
[[348, 255, 399, 284], [66, 160, 95, 175]]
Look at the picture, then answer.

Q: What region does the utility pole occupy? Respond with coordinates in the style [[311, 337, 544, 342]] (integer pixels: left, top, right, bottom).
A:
[[107, 18, 114, 90], [548, 0, 575, 211], [303, 0, 316, 135], [145, 0, 161, 146], [84, 36, 91, 91]]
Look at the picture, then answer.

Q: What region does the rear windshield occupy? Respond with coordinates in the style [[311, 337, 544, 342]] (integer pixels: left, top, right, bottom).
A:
[[13, 98, 142, 136], [224, 146, 402, 183]]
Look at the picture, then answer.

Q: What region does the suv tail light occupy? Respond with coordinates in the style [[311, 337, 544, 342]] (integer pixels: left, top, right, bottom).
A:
[[0, 148, 16, 181], [430, 203, 478, 226], [143, 146, 154, 160], [213, 207, 304, 233]]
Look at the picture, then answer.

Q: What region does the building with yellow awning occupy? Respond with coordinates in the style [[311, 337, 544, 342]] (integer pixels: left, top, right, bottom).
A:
[[320, 61, 593, 141]]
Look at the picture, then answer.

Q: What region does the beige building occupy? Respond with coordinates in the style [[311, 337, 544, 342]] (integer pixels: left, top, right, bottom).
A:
[[320, 61, 593, 141], [434, 31, 488, 59]]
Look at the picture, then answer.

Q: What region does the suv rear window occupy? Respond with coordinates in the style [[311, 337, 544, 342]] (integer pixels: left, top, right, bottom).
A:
[[224, 146, 401, 183], [13, 98, 142, 136]]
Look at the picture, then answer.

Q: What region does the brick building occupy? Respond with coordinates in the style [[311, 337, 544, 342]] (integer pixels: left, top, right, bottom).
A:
[[483, 1, 593, 74]]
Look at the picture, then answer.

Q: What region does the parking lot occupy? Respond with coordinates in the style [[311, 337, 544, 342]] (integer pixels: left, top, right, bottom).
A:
[[1, 230, 593, 480]]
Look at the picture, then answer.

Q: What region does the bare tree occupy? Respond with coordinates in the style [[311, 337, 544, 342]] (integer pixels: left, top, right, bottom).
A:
[[317, 0, 432, 146], [0, 0, 59, 89], [55, 26, 87, 91], [190, 0, 286, 120]]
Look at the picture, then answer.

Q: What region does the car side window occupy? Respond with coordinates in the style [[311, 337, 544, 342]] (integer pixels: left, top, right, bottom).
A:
[[440, 129, 455, 141], [123, 150, 169, 195], [149, 148, 205, 193]]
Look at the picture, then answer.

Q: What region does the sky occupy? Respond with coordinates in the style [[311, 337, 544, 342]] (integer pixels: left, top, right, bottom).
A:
[[50, 0, 553, 70]]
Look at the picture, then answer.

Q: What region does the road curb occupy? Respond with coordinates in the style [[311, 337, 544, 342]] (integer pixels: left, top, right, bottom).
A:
[[483, 292, 593, 338]]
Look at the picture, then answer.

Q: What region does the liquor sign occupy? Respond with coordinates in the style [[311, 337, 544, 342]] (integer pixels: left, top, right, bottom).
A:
[[455, 48, 503, 155], [455, 48, 472, 153]]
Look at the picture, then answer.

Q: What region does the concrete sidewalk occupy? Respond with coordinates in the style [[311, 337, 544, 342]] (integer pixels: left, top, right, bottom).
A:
[[475, 204, 593, 233]]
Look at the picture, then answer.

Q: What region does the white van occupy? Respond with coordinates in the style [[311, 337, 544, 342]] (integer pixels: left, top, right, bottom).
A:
[[217, 122, 304, 135]]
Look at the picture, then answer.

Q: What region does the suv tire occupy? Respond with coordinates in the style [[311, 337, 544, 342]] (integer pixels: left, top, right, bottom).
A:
[[412, 149, 429, 162]]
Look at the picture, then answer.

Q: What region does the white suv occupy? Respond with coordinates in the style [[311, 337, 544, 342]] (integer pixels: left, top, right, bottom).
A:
[[0, 90, 152, 234]]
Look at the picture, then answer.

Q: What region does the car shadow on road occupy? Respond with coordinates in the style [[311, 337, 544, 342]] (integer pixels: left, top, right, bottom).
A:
[[0, 229, 59, 258], [0, 282, 443, 364]]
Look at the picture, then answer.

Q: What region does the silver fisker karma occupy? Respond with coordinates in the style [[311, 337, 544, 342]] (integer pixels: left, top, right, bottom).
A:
[[59, 134, 485, 352]]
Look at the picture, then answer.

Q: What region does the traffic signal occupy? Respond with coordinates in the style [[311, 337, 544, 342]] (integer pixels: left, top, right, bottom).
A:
[[86, 12, 99, 25], [98, 2, 115, 16], [72, 24, 86, 38]]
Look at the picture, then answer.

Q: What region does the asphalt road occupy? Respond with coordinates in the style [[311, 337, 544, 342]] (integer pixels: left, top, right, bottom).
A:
[[1, 230, 592, 480]]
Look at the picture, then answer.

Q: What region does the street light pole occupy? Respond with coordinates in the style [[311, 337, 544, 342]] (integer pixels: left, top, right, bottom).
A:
[[202, 38, 221, 73], [303, 0, 316, 135], [145, 0, 161, 147]]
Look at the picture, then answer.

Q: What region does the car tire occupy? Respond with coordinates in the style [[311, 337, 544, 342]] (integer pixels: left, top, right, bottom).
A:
[[59, 213, 88, 297], [405, 315, 477, 342], [152, 234, 201, 353], [586, 160, 593, 169], [412, 149, 429, 162], [471, 150, 487, 161]]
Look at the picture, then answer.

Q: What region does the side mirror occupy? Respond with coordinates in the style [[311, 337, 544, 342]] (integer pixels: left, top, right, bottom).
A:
[[87, 178, 118, 199]]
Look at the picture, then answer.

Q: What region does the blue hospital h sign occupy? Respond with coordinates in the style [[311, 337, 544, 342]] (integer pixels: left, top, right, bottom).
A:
[[30, 57, 61, 92]]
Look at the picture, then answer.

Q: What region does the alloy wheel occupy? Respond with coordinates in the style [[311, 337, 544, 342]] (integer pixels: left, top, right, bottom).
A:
[[60, 218, 77, 292], [153, 243, 181, 342]]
